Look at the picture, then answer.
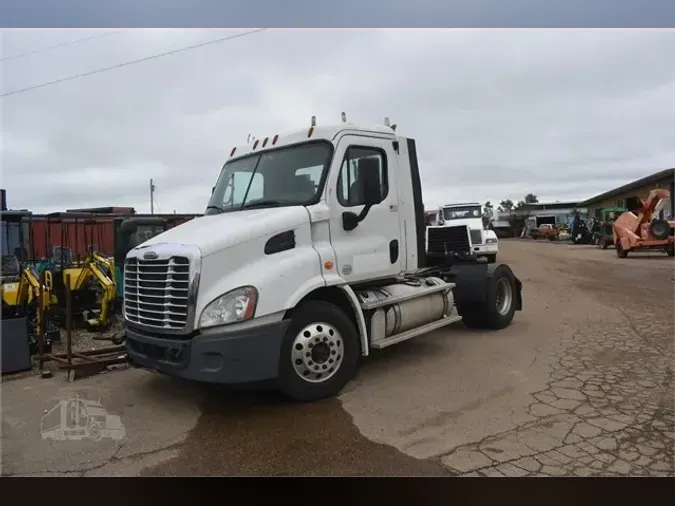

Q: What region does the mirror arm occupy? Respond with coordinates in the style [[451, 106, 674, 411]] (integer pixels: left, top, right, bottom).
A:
[[356, 203, 373, 222]]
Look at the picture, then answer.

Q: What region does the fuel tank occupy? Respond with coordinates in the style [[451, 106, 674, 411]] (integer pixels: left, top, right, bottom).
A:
[[356, 277, 454, 340]]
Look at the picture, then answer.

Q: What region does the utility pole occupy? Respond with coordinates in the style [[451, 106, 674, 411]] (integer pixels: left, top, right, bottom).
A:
[[150, 178, 155, 215]]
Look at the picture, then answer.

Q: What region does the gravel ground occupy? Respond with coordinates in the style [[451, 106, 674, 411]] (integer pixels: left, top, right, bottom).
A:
[[2, 239, 673, 477]]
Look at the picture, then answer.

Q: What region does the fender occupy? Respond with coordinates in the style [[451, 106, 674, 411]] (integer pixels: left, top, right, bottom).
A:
[[337, 284, 370, 357], [285, 280, 370, 357]]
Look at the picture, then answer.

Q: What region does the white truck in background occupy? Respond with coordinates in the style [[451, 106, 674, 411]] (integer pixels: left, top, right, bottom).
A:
[[124, 115, 523, 402], [437, 202, 499, 263]]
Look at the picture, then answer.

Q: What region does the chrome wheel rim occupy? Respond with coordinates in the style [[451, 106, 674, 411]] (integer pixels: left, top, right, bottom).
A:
[[495, 278, 513, 316], [291, 322, 343, 383]]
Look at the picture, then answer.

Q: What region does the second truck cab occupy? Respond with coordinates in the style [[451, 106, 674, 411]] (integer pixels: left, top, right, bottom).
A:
[[438, 202, 498, 263], [124, 116, 522, 401]]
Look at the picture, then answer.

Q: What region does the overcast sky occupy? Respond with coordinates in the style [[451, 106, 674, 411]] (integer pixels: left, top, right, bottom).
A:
[[1, 29, 674, 214]]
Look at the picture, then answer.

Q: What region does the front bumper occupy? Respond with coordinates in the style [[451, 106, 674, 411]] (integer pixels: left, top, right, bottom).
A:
[[125, 319, 290, 384], [473, 243, 498, 256]]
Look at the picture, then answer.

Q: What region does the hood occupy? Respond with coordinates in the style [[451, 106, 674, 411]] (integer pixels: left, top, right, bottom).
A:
[[137, 206, 310, 257]]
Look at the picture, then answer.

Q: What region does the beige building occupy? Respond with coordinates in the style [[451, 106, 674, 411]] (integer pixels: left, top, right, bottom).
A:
[[581, 168, 674, 219]]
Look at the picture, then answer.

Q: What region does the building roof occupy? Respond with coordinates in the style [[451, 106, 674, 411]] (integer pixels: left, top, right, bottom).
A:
[[580, 168, 675, 206], [519, 201, 582, 211]]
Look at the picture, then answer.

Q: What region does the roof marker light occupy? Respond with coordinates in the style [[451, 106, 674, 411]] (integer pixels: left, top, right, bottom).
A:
[[262, 137, 268, 147], [341, 112, 347, 123], [311, 115, 317, 127], [272, 134, 279, 145]]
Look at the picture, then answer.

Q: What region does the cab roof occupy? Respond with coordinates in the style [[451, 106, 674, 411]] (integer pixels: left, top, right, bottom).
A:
[[442, 202, 481, 208], [228, 122, 398, 161]]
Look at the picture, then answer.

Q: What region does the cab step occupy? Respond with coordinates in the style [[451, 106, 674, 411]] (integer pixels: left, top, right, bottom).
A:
[[370, 314, 463, 349]]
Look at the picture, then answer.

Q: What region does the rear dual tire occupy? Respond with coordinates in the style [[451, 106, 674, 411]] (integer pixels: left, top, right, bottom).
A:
[[457, 264, 518, 330]]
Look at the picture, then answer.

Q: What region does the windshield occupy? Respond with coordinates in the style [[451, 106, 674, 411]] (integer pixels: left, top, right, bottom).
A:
[[442, 206, 482, 221], [205, 142, 332, 215], [129, 225, 166, 249]]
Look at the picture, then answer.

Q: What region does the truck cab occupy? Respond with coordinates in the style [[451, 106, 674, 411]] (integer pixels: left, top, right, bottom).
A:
[[438, 203, 499, 263], [124, 116, 522, 401]]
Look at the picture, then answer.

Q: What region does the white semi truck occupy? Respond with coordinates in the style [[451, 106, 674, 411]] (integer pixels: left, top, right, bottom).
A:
[[124, 116, 523, 402], [437, 202, 499, 263]]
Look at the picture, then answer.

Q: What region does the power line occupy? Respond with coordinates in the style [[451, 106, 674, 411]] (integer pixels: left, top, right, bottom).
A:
[[0, 28, 267, 99], [0, 30, 127, 63]]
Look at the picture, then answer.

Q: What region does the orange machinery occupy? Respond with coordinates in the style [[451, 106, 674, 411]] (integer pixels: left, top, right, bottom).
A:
[[612, 189, 674, 258]]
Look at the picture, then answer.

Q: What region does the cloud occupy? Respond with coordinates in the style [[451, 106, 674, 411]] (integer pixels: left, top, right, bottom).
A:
[[1, 29, 674, 214]]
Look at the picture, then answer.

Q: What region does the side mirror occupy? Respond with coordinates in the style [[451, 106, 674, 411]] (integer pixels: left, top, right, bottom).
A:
[[359, 157, 382, 205]]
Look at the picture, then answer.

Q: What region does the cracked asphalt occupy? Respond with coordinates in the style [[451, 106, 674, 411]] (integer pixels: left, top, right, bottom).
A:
[[1, 240, 673, 476]]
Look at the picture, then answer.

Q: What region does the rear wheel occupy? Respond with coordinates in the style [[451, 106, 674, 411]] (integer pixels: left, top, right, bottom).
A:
[[616, 242, 628, 258], [650, 219, 670, 240], [278, 301, 360, 402], [457, 264, 518, 330]]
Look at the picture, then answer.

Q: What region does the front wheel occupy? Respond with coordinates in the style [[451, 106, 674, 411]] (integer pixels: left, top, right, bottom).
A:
[[277, 301, 360, 402]]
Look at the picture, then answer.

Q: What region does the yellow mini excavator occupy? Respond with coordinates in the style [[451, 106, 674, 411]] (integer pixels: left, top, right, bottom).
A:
[[42, 214, 118, 331], [1, 209, 60, 355], [1, 263, 60, 352]]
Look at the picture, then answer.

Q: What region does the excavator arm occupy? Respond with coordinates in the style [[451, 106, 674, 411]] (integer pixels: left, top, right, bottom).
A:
[[86, 262, 117, 327]]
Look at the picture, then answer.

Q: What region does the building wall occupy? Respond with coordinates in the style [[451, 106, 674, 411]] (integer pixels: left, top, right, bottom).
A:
[[585, 176, 674, 219]]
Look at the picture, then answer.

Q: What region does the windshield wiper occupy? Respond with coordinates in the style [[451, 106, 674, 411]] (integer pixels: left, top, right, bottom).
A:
[[240, 200, 284, 210]]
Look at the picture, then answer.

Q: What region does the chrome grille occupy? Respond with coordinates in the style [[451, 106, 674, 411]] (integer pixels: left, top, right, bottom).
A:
[[124, 256, 190, 329], [469, 229, 483, 245]]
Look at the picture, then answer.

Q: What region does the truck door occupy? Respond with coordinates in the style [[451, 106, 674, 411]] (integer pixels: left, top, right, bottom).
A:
[[327, 134, 403, 283]]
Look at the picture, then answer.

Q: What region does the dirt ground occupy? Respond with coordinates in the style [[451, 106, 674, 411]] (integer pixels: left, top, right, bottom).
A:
[[1, 239, 673, 477]]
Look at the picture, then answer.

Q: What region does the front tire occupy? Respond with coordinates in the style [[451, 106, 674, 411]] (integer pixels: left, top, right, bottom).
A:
[[278, 301, 360, 402]]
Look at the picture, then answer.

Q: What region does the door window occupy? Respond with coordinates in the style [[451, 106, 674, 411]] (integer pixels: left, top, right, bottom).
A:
[[337, 147, 388, 207]]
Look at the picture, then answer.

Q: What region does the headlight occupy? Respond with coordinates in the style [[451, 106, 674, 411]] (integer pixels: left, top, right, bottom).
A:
[[199, 286, 258, 329], [486, 237, 498, 244]]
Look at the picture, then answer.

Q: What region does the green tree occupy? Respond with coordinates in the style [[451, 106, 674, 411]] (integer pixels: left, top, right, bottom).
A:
[[498, 199, 514, 212]]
